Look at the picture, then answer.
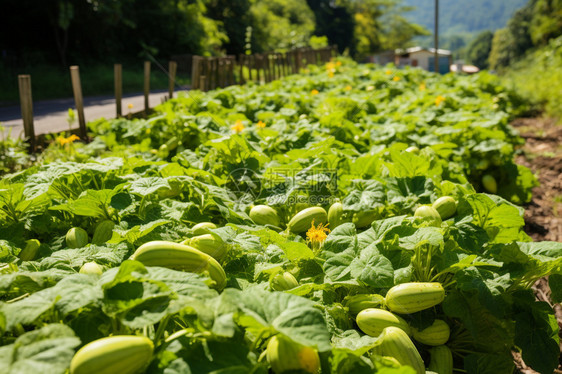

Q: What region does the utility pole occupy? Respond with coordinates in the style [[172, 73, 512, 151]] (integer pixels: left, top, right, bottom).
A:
[[434, 0, 439, 73]]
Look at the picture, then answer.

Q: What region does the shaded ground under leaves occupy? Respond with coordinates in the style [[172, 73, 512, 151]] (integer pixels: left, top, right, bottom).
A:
[[512, 117, 562, 373]]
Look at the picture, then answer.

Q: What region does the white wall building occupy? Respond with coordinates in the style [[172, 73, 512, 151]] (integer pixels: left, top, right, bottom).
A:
[[395, 47, 453, 73]]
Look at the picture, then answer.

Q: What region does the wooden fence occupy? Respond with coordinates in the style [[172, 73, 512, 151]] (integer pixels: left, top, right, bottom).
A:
[[192, 46, 337, 91], [16, 45, 338, 152]]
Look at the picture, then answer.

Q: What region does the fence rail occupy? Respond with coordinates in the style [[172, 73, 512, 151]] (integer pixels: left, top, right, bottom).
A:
[[191, 46, 337, 91], [16, 45, 338, 152]]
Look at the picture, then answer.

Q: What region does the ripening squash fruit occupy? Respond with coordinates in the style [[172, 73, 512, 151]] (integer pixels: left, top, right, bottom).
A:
[[372, 327, 424, 374], [327, 201, 343, 229], [266, 335, 320, 374], [428, 345, 453, 374], [356, 308, 411, 336], [189, 234, 227, 261], [482, 174, 497, 194], [69, 335, 154, 374], [385, 282, 445, 314], [344, 294, 385, 316], [91, 220, 115, 245], [66, 227, 89, 249], [413, 206, 442, 227], [191, 222, 217, 236], [405, 146, 420, 153], [19, 239, 40, 261], [79, 262, 103, 275], [431, 196, 456, 220], [270, 272, 299, 291], [287, 207, 327, 233], [412, 319, 450, 346], [250, 205, 281, 227], [130, 241, 227, 290]]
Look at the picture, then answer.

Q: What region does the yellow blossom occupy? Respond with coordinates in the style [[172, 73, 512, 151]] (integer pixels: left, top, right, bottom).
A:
[[336, 61, 342, 67], [419, 83, 426, 91], [435, 95, 446, 106], [306, 220, 330, 252], [393, 76, 401, 82], [57, 134, 80, 146], [256, 120, 266, 128], [326, 62, 336, 71], [345, 85, 352, 91], [311, 89, 319, 96], [232, 120, 245, 133], [127, 103, 134, 110], [385, 69, 393, 75], [328, 71, 335, 78]]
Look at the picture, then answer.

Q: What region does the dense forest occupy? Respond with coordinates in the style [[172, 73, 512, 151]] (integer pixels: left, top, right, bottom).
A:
[[456, 0, 561, 70], [0, 0, 429, 102], [0, 0, 427, 68]]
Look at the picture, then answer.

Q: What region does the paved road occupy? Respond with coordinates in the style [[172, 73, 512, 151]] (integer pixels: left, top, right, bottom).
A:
[[0, 90, 183, 138]]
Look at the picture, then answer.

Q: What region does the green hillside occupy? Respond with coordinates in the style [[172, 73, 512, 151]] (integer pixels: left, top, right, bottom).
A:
[[402, 0, 527, 35]]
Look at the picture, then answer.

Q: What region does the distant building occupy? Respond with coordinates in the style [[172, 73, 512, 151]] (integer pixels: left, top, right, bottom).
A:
[[370, 46, 454, 74], [395, 47, 453, 74]]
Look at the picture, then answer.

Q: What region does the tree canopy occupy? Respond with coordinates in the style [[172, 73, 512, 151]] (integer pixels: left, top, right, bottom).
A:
[[1, 0, 428, 67], [489, 0, 562, 70]]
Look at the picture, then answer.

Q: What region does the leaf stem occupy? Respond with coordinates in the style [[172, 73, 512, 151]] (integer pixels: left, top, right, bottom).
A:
[[153, 315, 170, 345]]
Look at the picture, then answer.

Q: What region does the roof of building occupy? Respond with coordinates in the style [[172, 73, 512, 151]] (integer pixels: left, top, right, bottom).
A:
[[396, 46, 452, 56]]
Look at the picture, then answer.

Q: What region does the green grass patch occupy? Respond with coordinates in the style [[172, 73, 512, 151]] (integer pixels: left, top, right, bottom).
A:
[[503, 36, 562, 122]]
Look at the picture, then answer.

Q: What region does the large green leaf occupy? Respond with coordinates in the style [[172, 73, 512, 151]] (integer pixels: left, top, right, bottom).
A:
[[0, 324, 80, 374]]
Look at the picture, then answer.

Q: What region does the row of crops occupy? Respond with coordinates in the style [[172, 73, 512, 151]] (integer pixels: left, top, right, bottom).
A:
[[1, 59, 561, 373]]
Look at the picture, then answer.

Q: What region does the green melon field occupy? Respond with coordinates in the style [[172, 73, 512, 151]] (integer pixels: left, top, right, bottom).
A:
[[1, 59, 561, 374]]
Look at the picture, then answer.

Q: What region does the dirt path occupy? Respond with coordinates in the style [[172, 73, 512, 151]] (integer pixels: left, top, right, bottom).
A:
[[513, 117, 562, 242], [512, 117, 562, 373]]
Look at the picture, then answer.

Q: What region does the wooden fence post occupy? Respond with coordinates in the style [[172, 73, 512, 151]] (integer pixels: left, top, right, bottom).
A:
[[248, 55, 254, 81], [279, 53, 285, 77], [168, 60, 177, 99], [296, 49, 302, 73], [265, 53, 271, 82], [228, 56, 235, 85], [144, 61, 150, 114], [199, 75, 206, 92], [114, 64, 122, 117], [204, 58, 210, 90], [213, 58, 220, 89], [70, 66, 87, 141], [218, 58, 225, 88], [17, 75, 35, 152], [191, 56, 200, 90], [257, 55, 263, 83], [272, 53, 278, 80], [238, 54, 245, 85]]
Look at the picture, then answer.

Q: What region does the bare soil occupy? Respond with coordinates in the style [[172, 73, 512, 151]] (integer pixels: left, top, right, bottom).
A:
[[511, 117, 562, 373]]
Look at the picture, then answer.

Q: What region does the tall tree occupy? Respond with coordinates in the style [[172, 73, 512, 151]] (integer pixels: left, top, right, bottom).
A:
[[466, 30, 493, 69], [489, 2, 533, 69], [206, 0, 252, 55], [529, 0, 562, 45], [306, 0, 355, 54], [249, 0, 316, 53]]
